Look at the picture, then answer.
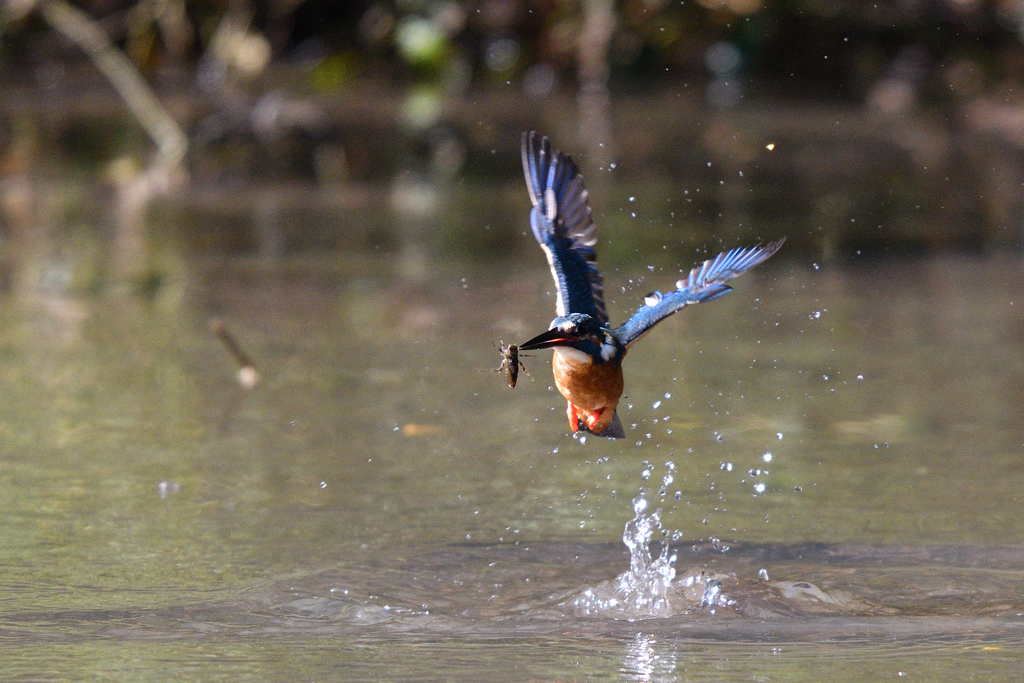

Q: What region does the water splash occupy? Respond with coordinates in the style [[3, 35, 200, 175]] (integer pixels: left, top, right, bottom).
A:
[[569, 497, 734, 619]]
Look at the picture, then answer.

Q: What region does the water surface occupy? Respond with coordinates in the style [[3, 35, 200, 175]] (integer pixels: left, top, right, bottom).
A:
[[2, 244, 1024, 679]]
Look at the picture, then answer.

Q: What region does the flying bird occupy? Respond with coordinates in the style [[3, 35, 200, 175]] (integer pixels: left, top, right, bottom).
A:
[[517, 131, 784, 439]]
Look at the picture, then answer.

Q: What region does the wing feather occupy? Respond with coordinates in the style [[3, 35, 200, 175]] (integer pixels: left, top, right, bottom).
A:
[[615, 239, 785, 347], [521, 131, 607, 323]]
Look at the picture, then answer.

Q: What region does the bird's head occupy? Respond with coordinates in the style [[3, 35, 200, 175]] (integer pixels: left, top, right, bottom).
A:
[[519, 313, 622, 363]]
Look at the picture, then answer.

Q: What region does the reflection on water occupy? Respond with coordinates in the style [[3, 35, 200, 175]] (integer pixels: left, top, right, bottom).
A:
[[622, 633, 679, 683]]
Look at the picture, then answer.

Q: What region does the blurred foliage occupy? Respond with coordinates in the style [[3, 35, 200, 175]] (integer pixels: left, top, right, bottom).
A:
[[0, 0, 1022, 100]]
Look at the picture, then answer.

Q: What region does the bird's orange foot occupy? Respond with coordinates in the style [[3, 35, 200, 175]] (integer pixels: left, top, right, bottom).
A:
[[567, 402, 579, 432], [584, 409, 604, 431]]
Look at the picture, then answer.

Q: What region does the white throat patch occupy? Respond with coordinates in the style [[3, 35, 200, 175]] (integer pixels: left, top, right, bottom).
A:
[[553, 346, 592, 367]]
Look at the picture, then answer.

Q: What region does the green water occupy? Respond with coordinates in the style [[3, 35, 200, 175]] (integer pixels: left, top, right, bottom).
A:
[[2, 238, 1024, 679]]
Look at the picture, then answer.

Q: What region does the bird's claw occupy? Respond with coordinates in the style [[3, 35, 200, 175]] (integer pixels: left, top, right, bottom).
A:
[[567, 402, 605, 433]]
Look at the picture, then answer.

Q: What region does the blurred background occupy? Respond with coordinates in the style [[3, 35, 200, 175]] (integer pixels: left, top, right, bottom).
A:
[[4, 0, 1024, 287]]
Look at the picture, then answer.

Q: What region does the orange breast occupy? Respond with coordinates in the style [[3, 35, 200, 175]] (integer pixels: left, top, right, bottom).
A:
[[552, 350, 624, 411]]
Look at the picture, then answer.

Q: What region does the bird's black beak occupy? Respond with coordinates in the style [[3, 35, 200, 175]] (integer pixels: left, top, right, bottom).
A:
[[519, 327, 576, 350]]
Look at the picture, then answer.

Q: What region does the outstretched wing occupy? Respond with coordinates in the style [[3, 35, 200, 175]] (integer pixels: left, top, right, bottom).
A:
[[615, 239, 785, 348], [522, 131, 607, 324]]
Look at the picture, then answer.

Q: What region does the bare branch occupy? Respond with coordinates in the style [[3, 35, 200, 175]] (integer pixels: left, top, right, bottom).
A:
[[38, 0, 187, 170]]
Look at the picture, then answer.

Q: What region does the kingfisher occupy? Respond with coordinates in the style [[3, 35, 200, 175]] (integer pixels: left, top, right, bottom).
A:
[[517, 131, 784, 439]]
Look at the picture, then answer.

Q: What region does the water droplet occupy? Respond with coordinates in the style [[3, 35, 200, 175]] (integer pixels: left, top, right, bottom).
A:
[[823, 374, 829, 381], [157, 481, 181, 498], [813, 262, 820, 270], [716, 434, 723, 442], [319, 481, 327, 489], [664, 392, 672, 399], [641, 468, 652, 480], [758, 568, 770, 581], [754, 483, 766, 493], [633, 497, 648, 514], [857, 374, 864, 381], [720, 462, 733, 472], [674, 491, 682, 501], [762, 452, 773, 463], [629, 196, 635, 202], [652, 400, 662, 410], [777, 432, 783, 440]]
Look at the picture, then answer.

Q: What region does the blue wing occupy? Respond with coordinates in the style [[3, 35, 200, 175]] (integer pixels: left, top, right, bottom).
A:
[[615, 239, 785, 348], [522, 131, 607, 324]]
